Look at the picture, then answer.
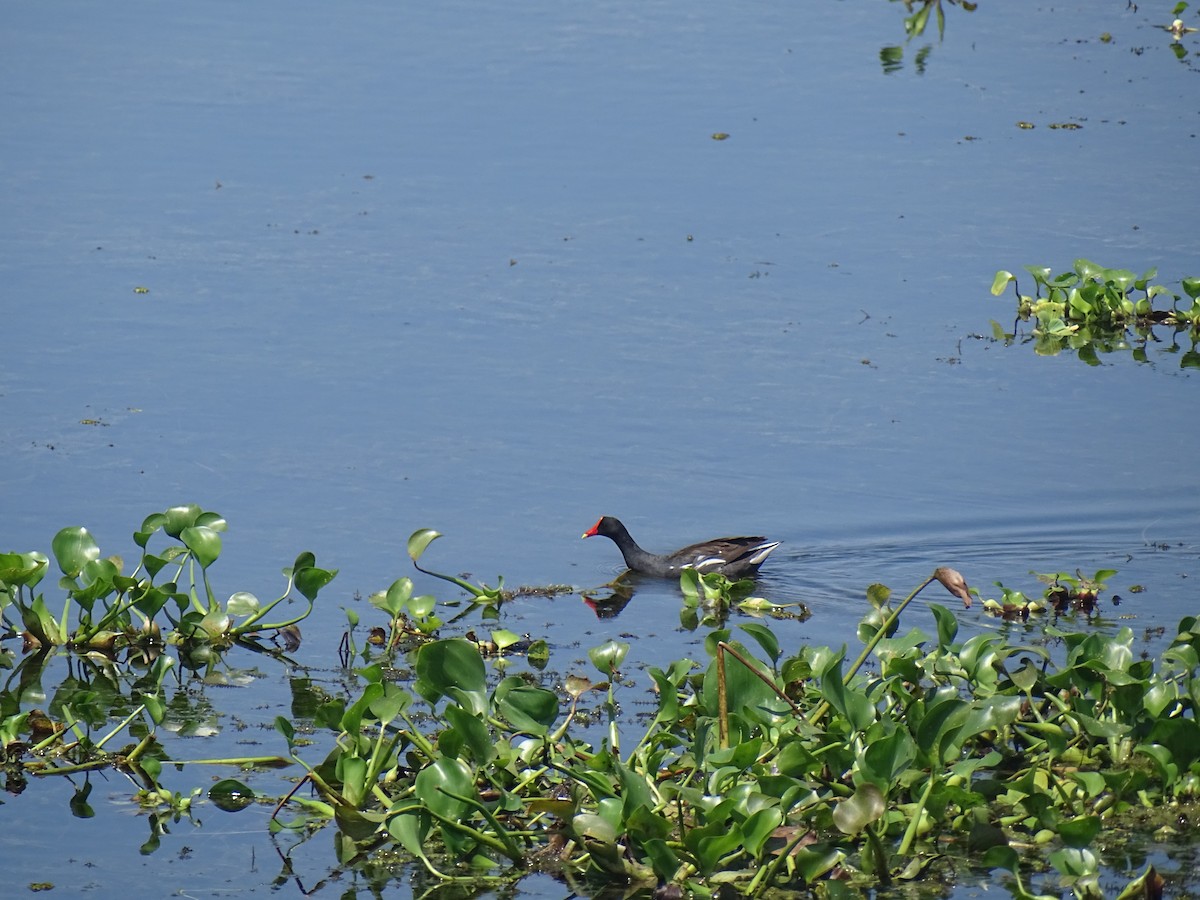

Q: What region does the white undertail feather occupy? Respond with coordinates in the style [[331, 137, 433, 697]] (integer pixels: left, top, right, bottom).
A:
[[748, 541, 781, 564]]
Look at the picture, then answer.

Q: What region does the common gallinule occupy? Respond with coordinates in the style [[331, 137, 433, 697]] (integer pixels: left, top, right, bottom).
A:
[[582, 516, 780, 579]]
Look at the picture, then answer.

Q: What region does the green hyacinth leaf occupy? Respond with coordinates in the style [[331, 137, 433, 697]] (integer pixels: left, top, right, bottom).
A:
[[588, 639, 629, 677], [293, 559, 337, 601], [133, 512, 167, 548], [181, 525, 221, 569], [495, 680, 560, 735], [0, 551, 48, 589], [162, 504, 203, 538], [414, 757, 474, 821], [52, 526, 100, 578], [832, 782, 885, 835], [415, 638, 486, 704], [407, 529, 441, 563]]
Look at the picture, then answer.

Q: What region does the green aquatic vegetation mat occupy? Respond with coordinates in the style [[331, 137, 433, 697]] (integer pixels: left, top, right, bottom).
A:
[[2, 516, 1195, 899], [0, 503, 336, 656], [991, 260, 1200, 368], [273, 558, 1195, 899]]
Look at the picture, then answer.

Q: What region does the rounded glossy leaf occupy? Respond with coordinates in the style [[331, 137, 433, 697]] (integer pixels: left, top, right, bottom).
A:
[[338, 756, 369, 807], [703, 644, 790, 726], [333, 807, 386, 843], [1011, 659, 1039, 693], [195, 511, 227, 532], [491, 628, 520, 651], [378, 577, 412, 616], [703, 628, 732, 659], [137, 696, 163, 729], [142, 552, 169, 579], [572, 812, 617, 844], [294, 562, 337, 601], [866, 582, 891, 608], [196, 611, 231, 639], [20, 600, 63, 648], [140, 757, 162, 781], [1135, 721, 1190, 765], [792, 846, 845, 883], [74, 558, 119, 604], [588, 639, 629, 677], [693, 828, 745, 873], [133, 513, 167, 548], [181, 525, 222, 569], [641, 837, 680, 883], [742, 807, 784, 856], [226, 592, 260, 617], [340, 682, 383, 735], [52, 527, 100, 578], [368, 684, 411, 724], [496, 682, 559, 735], [415, 638, 486, 703], [407, 529, 442, 562], [916, 694, 969, 759], [1103, 268, 1136, 292], [739, 622, 780, 663], [861, 728, 916, 788], [929, 603, 959, 649], [1049, 846, 1098, 878], [1136, 742, 1178, 783], [409, 594, 437, 618], [414, 757, 474, 820], [132, 583, 173, 620], [832, 782, 884, 835], [1144, 680, 1177, 718], [163, 504, 203, 538], [313, 699, 346, 733], [991, 270, 1015, 295], [443, 703, 496, 764], [290, 550, 316, 572], [388, 810, 430, 858], [960, 696, 1022, 741]]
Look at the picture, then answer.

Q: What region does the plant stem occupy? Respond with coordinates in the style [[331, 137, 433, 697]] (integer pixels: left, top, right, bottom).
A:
[[717, 642, 728, 749], [807, 573, 937, 726], [898, 771, 938, 856], [94, 703, 147, 751]]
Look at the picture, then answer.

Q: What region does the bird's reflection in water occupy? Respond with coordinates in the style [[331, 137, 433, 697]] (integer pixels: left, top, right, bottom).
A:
[[581, 578, 636, 619]]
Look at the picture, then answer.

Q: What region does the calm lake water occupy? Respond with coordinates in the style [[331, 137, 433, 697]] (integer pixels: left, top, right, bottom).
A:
[[1, 1, 1197, 897]]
